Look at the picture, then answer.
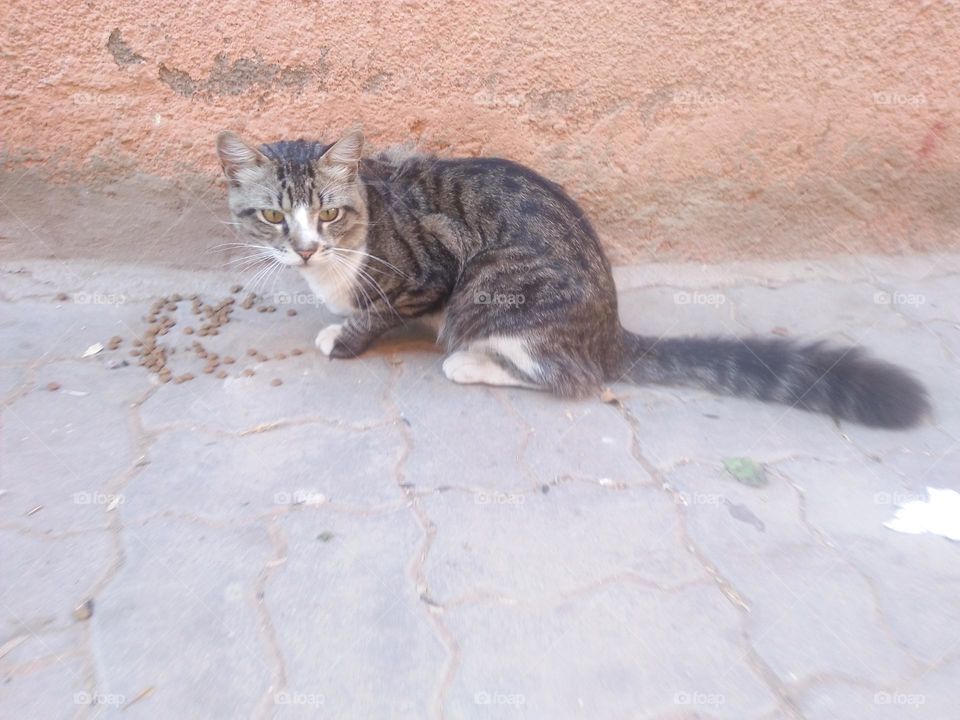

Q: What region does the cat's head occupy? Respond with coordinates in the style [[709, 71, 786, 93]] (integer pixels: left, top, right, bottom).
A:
[[216, 130, 368, 267]]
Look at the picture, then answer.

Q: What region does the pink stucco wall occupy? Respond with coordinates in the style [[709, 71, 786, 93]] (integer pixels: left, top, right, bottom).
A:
[[1, 1, 958, 264]]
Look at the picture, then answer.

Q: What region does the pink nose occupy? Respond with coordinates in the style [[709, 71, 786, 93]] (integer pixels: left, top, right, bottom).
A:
[[297, 248, 316, 261]]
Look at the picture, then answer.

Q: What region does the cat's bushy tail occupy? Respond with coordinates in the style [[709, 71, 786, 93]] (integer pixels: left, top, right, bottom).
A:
[[618, 330, 930, 429]]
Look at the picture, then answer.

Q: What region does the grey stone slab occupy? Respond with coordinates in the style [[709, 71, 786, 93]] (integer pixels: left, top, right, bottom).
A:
[[504, 392, 651, 486], [873, 273, 960, 325], [139, 352, 393, 432], [443, 584, 778, 719], [727, 280, 904, 340], [123, 423, 406, 521], [0, 530, 113, 634], [620, 390, 862, 471], [799, 660, 960, 720], [777, 457, 960, 663], [0, 298, 146, 365], [395, 362, 533, 492], [1, 361, 147, 533], [617, 284, 747, 338], [0, 650, 92, 720], [92, 520, 272, 720], [668, 462, 916, 687], [266, 509, 446, 719], [422, 482, 704, 604]]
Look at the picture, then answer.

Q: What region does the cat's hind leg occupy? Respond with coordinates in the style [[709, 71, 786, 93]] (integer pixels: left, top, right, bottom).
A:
[[442, 350, 540, 389]]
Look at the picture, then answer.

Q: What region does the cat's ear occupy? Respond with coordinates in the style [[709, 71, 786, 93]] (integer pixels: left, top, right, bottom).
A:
[[320, 129, 364, 174], [216, 131, 267, 183]]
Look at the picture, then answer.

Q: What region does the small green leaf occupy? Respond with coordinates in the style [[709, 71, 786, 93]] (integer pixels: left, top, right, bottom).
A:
[[723, 457, 768, 487]]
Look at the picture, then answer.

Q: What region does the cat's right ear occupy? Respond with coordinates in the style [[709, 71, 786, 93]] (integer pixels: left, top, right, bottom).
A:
[[216, 132, 266, 184]]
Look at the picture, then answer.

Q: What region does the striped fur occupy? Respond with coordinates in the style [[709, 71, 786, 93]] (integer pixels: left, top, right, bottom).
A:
[[217, 131, 930, 429]]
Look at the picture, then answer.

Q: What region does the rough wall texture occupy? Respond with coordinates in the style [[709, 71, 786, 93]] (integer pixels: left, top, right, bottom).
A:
[[1, 1, 959, 266]]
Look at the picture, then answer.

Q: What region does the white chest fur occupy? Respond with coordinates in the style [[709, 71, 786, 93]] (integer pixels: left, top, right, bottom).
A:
[[298, 253, 362, 317]]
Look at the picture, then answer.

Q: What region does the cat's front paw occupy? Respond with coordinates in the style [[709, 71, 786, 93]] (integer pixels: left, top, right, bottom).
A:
[[314, 323, 344, 357]]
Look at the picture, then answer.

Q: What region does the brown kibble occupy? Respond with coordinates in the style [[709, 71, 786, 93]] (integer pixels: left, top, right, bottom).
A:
[[266, 306, 277, 313], [133, 339, 142, 347], [72, 599, 94, 622], [184, 326, 194, 335], [165, 303, 177, 312], [181, 373, 195, 381], [160, 373, 172, 383], [216, 370, 228, 379], [242, 300, 254, 310], [223, 356, 236, 364], [130, 349, 141, 357], [274, 352, 287, 360], [241, 369, 255, 377], [203, 365, 215, 374], [231, 284, 243, 293], [46, 382, 61, 391], [290, 348, 303, 356], [255, 353, 268, 362], [247, 349, 258, 356], [271, 378, 283, 387], [173, 376, 185, 384], [287, 308, 297, 316], [171, 293, 183, 302], [56, 292, 69, 302], [257, 306, 268, 313]]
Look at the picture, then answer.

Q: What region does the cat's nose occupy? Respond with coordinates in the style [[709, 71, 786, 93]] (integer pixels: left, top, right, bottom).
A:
[[296, 247, 317, 261]]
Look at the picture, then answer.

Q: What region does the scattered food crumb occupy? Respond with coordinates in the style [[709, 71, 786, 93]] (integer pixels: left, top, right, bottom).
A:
[[271, 378, 283, 386], [56, 292, 69, 301], [46, 382, 61, 391], [82, 342, 104, 358], [242, 369, 255, 377], [600, 388, 618, 403], [231, 284, 243, 293], [287, 309, 297, 316], [290, 348, 303, 356], [72, 599, 94, 622], [772, 326, 790, 337]]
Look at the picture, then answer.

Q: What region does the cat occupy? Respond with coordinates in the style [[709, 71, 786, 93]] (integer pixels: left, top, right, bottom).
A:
[[216, 129, 929, 429]]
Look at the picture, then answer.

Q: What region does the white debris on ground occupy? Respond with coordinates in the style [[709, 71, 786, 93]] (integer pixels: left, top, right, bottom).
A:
[[884, 488, 960, 541]]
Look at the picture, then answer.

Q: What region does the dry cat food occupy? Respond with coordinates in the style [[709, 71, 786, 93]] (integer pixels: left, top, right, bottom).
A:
[[89, 290, 306, 386]]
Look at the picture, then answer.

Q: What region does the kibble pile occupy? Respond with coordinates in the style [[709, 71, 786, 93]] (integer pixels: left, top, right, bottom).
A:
[[102, 285, 303, 387]]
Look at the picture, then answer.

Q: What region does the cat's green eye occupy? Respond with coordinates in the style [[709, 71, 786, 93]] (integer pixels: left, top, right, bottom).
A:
[[261, 209, 284, 224], [318, 207, 340, 222]]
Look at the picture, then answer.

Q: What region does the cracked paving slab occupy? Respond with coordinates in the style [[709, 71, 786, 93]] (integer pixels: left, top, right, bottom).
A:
[[2, 255, 960, 719]]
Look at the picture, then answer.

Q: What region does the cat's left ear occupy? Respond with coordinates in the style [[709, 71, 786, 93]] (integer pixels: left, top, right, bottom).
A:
[[320, 129, 364, 176], [216, 131, 267, 184]]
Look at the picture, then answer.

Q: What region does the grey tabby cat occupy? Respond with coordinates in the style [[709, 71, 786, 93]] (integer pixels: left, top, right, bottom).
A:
[[217, 130, 929, 429]]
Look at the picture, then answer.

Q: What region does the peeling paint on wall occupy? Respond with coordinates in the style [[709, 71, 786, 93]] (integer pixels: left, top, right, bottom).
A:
[[106, 29, 145, 67], [158, 53, 328, 99]]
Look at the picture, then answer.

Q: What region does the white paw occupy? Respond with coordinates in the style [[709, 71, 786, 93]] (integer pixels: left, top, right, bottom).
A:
[[442, 352, 489, 384], [314, 323, 344, 356]]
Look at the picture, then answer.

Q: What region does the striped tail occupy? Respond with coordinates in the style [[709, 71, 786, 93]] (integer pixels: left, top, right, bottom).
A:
[[619, 330, 929, 429]]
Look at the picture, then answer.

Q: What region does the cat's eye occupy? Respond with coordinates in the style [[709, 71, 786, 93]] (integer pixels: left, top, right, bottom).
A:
[[260, 209, 285, 224], [318, 207, 340, 222]]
